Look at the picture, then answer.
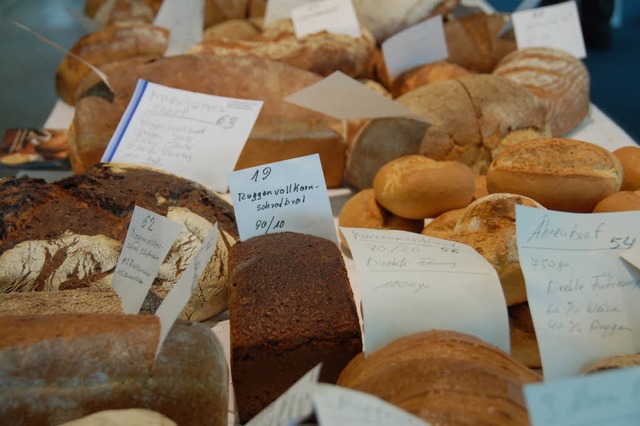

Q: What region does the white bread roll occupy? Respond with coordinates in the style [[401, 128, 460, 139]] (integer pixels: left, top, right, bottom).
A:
[[613, 146, 640, 191], [373, 155, 475, 219], [486, 138, 623, 212], [593, 190, 640, 213]]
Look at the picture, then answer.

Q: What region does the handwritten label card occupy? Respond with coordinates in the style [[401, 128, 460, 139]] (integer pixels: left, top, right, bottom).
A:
[[263, 0, 315, 27], [112, 206, 183, 314], [154, 0, 204, 56], [342, 228, 509, 355], [620, 245, 640, 272], [102, 79, 263, 192], [155, 223, 219, 357], [512, 0, 586, 58], [524, 366, 640, 426], [247, 364, 321, 426], [381, 15, 448, 81], [291, 0, 360, 39], [228, 154, 337, 243], [312, 384, 430, 426], [516, 206, 640, 379], [284, 71, 421, 121]]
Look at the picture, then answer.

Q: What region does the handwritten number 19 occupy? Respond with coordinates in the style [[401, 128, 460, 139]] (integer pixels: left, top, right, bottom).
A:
[[251, 167, 272, 182], [141, 215, 155, 231]]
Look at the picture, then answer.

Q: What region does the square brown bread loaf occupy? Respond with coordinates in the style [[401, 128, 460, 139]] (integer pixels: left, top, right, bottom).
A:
[[229, 232, 362, 422]]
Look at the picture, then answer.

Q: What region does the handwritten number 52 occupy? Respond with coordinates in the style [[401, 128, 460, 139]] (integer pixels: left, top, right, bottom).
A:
[[141, 215, 155, 231]]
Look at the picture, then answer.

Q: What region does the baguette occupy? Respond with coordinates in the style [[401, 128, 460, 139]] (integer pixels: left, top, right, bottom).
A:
[[0, 314, 228, 426]]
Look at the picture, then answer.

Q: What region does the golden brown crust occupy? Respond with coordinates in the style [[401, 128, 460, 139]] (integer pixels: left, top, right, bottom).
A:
[[493, 47, 590, 137], [509, 303, 541, 369], [593, 191, 640, 213], [581, 352, 640, 374], [392, 60, 473, 97], [487, 138, 623, 212], [373, 155, 475, 219], [613, 145, 640, 191], [421, 208, 464, 240]]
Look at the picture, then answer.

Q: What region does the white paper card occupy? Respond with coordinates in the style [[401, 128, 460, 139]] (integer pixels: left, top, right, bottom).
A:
[[154, 0, 204, 56], [312, 384, 430, 426], [263, 0, 314, 27], [524, 367, 640, 426], [101, 80, 263, 192], [112, 206, 183, 314], [512, 0, 586, 59], [381, 15, 448, 81], [155, 223, 219, 357], [284, 71, 422, 121], [515, 0, 541, 12], [228, 154, 337, 243], [516, 206, 640, 379], [291, 0, 360, 39], [620, 245, 640, 271], [247, 364, 322, 426], [342, 228, 509, 355]]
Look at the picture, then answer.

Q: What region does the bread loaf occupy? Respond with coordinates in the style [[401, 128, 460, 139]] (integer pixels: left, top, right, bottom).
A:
[[420, 208, 464, 240], [391, 60, 473, 97], [0, 163, 238, 321], [0, 314, 228, 426], [229, 232, 362, 422], [581, 352, 640, 374], [60, 409, 177, 426], [84, 0, 163, 26], [337, 330, 540, 425], [70, 55, 346, 186], [486, 138, 623, 212], [592, 190, 640, 213], [338, 188, 423, 249], [613, 146, 640, 191], [56, 22, 169, 105], [373, 155, 475, 219], [493, 47, 590, 137], [347, 74, 548, 188]]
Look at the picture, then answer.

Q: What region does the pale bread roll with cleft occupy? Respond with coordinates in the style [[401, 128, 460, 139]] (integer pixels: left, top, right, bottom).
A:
[[487, 138, 623, 212]]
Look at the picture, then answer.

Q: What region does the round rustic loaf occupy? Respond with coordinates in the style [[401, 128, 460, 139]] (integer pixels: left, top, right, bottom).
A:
[[613, 145, 640, 191], [373, 155, 475, 219], [593, 190, 640, 213], [486, 138, 623, 212], [337, 330, 540, 426], [493, 47, 590, 137], [451, 193, 544, 306], [338, 189, 423, 249]]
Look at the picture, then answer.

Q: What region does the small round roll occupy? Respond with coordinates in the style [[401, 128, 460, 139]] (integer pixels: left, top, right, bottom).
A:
[[338, 189, 423, 249], [486, 138, 623, 212], [373, 155, 475, 219], [593, 190, 640, 213], [421, 208, 465, 240], [613, 146, 640, 191]]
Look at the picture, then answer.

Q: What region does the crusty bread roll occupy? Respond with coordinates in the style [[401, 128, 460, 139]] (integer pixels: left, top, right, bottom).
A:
[[487, 138, 623, 212], [493, 47, 590, 137], [451, 193, 545, 306], [337, 330, 540, 425], [444, 12, 516, 73], [188, 19, 376, 78], [346, 74, 548, 189], [421, 207, 464, 240], [0, 314, 228, 426], [613, 145, 640, 191], [474, 175, 488, 200], [391, 60, 473, 97], [373, 155, 475, 219], [338, 189, 423, 248], [593, 190, 640, 213], [201, 18, 262, 41], [84, 0, 163, 26], [56, 22, 168, 105]]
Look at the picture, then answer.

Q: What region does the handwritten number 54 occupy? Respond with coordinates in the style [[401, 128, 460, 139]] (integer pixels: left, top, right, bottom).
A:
[[610, 236, 635, 249], [141, 215, 155, 231]]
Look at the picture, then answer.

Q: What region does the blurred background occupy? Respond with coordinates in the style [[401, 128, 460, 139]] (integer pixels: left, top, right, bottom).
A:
[[0, 0, 638, 145]]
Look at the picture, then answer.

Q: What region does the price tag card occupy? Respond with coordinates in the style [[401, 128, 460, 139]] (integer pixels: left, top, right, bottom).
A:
[[516, 206, 640, 379], [291, 0, 360, 39], [312, 384, 430, 426], [381, 15, 448, 81], [342, 228, 509, 355], [112, 206, 183, 314], [512, 0, 586, 59], [155, 223, 219, 357], [102, 79, 263, 192], [284, 71, 421, 121], [524, 366, 640, 426], [263, 0, 314, 27], [154, 0, 204, 56], [247, 364, 321, 426], [228, 154, 337, 243]]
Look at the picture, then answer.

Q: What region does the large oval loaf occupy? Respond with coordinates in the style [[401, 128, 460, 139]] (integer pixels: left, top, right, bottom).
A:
[[486, 138, 623, 212]]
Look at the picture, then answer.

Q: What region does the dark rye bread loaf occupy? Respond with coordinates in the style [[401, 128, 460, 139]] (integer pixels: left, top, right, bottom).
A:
[[229, 232, 362, 423], [0, 313, 228, 426], [0, 163, 239, 320]]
